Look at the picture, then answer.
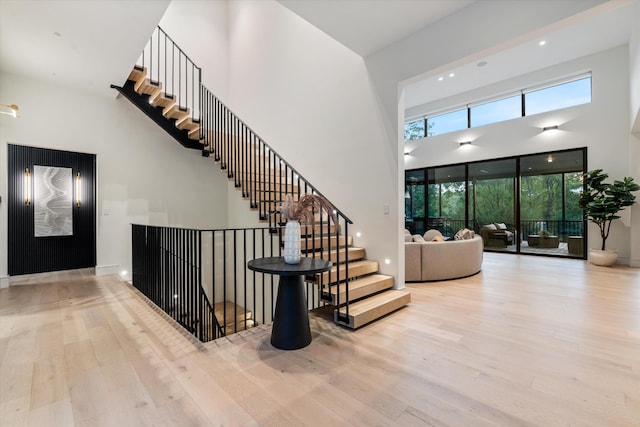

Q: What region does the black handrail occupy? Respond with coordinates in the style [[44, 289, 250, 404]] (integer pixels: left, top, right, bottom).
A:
[[136, 26, 202, 122], [131, 224, 224, 342], [132, 224, 333, 342], [134, 26, 355, 325]]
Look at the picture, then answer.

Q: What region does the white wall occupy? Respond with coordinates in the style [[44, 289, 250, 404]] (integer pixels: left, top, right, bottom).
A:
[[158, 0, 229, 101], [404, 46, 637, 264], [629, 2, 640, 266], [0, 72, 228, 284], [225, 0, 401, 283]]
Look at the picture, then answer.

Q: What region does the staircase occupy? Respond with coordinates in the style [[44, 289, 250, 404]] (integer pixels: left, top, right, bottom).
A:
[[115, 26, 409, 334]]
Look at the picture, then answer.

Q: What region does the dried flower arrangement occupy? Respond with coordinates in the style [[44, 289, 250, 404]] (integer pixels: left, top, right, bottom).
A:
[[279, 194, 339, 228]]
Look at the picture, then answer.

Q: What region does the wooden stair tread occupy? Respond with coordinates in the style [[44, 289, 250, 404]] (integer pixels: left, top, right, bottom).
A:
[[301, 235, 352, 251], [164, 104, 190, 121], [315, 259, 378, 283], [335, 289, 411, 329], [127, 66, 146, 83], [213, 301, 253, 324], [152, 92, 176, 108], [324, 274, 394, 304], [310, 247, 365, 264], [136, 78, 162, 96]]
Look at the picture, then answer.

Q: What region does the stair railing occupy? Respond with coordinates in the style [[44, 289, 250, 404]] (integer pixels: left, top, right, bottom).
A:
[[137, 26, 202, 122], [132, 224, 333, 342], [132, 224, 224, 342], [200, 85, 353, 322], [133, 26, 354, 325]]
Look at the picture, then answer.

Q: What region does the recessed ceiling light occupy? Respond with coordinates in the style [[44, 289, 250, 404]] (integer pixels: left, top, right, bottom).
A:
[[477, 61, 488, 67], [449, 73, 455, 78], [539, 40, 546, 46], [438, 76, 444, 81]]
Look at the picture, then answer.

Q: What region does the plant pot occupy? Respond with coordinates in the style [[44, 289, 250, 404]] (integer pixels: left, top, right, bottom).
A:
[[589, 248, 618, 267], [283, 220, 301, 264]]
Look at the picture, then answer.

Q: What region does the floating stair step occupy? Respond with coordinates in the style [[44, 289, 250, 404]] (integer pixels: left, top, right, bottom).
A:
[[323, 274, 394, 305], [300, 235, 352, 252], [314, 259, 378, 284], [152, 92, 176, 109], [135, 78, 162, 97], [213, 301, 253, 325], [334, 289, 411, 329], [188, 127, 202, 140], [164, 104, 190, 121], [127, 66, 146, 84], [223, 319, 257, 335], [310, 247, 366, 264], [177, 117, 200, 132]]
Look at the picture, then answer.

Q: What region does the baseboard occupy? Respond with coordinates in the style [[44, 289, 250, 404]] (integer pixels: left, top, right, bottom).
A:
[[0, 276, 9, 289], [95, 264, 119, 276], [630, 259, 640, 268]]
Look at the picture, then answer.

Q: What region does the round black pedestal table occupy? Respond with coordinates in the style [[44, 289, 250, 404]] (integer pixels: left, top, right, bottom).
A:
[[247, 257, 332, 350]]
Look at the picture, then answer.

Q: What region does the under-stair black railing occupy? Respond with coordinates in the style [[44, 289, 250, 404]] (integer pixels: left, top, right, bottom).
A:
[[137, 26, 202, 122], [132, 224, 331, 342], [130, 26, 356, 325], [132, 224, 223, 342]]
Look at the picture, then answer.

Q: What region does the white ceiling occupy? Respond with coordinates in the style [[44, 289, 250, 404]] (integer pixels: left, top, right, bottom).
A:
[[277, 0, 475, 57], [403, 0, 637, 111], [0, 0, 170, 98], [0, 0, 636, 111]]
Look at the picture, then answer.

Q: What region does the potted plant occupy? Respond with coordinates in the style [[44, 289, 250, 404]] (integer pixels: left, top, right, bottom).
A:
[[279, 194, 339, 264], [578, 169, 639, 266]]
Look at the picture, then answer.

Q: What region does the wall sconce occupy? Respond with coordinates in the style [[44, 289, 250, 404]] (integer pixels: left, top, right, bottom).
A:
[[542, 125, 559, 132], [0, 103, 19, 118], [75, 172, 82, 207], [24, 168, 31, 205], [459, 140, 472, 146]]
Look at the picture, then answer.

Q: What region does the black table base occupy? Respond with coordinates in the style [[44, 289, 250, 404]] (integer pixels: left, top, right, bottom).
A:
[[271, 275, 311, 350], [247, 257, 332, 351]]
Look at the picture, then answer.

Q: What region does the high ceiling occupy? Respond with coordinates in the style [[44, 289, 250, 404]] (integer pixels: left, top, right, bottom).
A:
[[277, 0, 475, 57], [0, 0, 170, 98], [0, 0, 636, 109]]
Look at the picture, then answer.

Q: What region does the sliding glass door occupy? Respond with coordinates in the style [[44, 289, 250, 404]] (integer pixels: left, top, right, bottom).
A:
[[519, 150, 585, 256], [406, 148, 586, 258], [469, 159, 517, 253]]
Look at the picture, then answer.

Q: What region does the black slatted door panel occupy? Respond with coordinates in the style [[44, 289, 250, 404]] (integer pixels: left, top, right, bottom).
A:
[[8, 144, 96, 275]]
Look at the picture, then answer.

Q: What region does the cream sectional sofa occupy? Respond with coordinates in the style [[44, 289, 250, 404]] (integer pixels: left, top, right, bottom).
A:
[[405, 231, 483, 282]]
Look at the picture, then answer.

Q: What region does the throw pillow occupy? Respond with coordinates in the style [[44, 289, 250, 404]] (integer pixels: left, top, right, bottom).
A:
[[405, 233, 413, 242], [432, 235, 444, 242], [495, 222, 507, 230], [423, 229, 443, 241], [454, 228, 475, 240], [483, 224, 497, 230], [412, 234, 426, 243]]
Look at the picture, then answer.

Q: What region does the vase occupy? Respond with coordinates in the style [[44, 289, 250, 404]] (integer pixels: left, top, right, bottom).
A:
[[283, 220, 301, 264], [589, 248, 618, 267]]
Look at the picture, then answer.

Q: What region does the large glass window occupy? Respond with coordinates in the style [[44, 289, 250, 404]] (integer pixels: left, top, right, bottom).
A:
[[405, 170, 425, 234], [404, 119, 425, 141], [426, 165, 466, 238], [406, 148, 586, 258], [469, 159, 517, 253], [427, 109, 467, 136], [525, 76, 591, 116], [407, 74, 592, 138], [470, 95, 521, 128]]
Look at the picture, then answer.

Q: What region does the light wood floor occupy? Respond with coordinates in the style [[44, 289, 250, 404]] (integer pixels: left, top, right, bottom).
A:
[[1, 254, 639, 426]]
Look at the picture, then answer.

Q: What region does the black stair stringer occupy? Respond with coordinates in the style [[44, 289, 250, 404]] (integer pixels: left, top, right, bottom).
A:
[[111, 80, 202, 151]]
